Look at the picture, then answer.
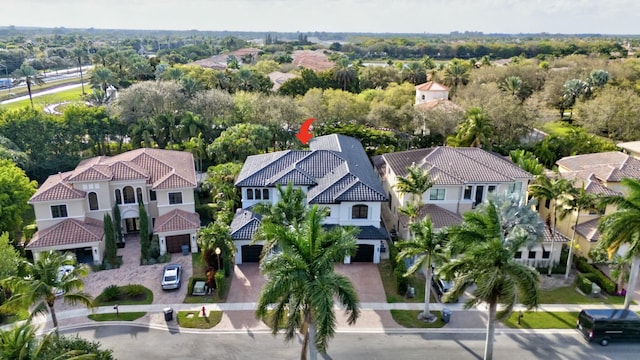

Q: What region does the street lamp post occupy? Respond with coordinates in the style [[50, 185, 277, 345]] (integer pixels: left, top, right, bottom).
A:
[[215, 247, 221, 271]]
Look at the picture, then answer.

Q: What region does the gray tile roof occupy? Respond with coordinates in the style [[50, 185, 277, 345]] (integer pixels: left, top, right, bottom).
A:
[[559, 172, 620, 196], [323, 225, 389, 240], [381, 147, 533, 186], [573, 218, 600, 242], [557, 151, 640, 182], [235, 134, 386, 204], [230, 209, 262, 240]]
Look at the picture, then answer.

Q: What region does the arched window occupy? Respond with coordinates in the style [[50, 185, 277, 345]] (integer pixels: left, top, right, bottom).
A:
[[123, 186, 135, 204], [136, 187, 144, 204], [88, 192, 99, 210], [351, 204, 369, 219], [115, 189, 122, 204]]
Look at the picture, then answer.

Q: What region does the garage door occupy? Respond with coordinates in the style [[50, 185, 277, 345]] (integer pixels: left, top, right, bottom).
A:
[[352, 244, 374, 262], [242, 245, 263, 263], [166, 234, 190, 253]]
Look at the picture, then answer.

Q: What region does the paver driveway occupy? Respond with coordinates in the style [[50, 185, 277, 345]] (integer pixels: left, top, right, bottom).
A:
[[56, 234, 192, 311]]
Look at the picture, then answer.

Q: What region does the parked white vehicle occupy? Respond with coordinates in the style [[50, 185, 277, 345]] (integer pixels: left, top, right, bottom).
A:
[[54, 265, 75, 297]]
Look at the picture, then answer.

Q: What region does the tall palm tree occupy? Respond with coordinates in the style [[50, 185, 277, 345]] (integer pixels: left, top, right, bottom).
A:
[[89, 67, 116, 93], [396, 217, 448, 322], [332, 58, 356, 91], [558, 183, 601, 279], [450, 107, 493, 148], [0, 251, 93, 332], [442, 61, 470, 95], [11, 64, 45, 109], [72, 47, 89, 95], [402, 61, 425, 85], [443, 200, 540, 360], [597, 178, 640, 309], [256, 205, 360, 360], [394, 165, 436, 237], [528, 174, 573, 276]]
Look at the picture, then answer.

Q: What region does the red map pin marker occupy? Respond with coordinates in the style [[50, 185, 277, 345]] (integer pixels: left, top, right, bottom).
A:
[[296, 117, 315, 145]]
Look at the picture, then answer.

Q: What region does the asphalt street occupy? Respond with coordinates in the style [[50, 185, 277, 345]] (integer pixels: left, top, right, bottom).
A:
[[66, 325, 638, 360]]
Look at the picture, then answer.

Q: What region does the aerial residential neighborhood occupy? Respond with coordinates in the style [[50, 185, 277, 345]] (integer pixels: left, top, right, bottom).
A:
[[3, 3, 640, 359]]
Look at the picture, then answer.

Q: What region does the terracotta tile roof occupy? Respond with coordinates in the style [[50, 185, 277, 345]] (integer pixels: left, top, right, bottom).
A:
[[380, 147, 532, 185], [415, 81, 449, 91], [30, 148, 196, 203], [153, 209, 200, 233], [573, 217, 601, 242], [268, 71, 297, 91], [291, 50, 335, 71], [559, 172, 620, 196], [26, 218, 103, 248], [29, 172, 86, 202], [398, 204, 463, 230], [557, 151, 640, 182]]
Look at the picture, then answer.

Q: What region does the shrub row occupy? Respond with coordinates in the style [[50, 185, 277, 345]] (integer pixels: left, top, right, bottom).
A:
[[576, 273, 593, 294], [575, 256, 617, 295]]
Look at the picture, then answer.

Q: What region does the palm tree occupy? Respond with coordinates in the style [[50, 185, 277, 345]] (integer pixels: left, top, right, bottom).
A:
[[11, 64, 45, 109], [332, 58, 356, 91], [402, 62, 425, 85], [395, 165, 436, 210], [89, 67, 116, 93], [0, 251, 93, 332], [396, 217, 448, 322], [256, 205, 360, 360], [597, 178, 640, 309], [528, 174, 573, 276], [72, 47, 89, 95], [442, 61, 470, 95], [443, 200, 540, 360], [450, 107, 493, 148], [500, 76, 530, 102], [394, 165, 436, 237], [162, 66, 184, 81], [558, 183, 601, 279]]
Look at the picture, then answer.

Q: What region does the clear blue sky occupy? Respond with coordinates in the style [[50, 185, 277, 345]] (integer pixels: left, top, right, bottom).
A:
[[6, 0, 639, 34]]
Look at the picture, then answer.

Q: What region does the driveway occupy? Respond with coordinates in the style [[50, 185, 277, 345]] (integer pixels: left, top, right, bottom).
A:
[[56, 234, 192, 311]]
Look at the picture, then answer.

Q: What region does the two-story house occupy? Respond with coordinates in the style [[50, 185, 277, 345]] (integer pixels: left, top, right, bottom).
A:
[[374, 146, 566, 267], [26, 148, 200, 265], [537, 151, 637, 257], [230, 134, 388, 264]]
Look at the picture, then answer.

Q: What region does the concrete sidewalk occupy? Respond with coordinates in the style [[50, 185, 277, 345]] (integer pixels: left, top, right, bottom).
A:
[[8, 302, 640, 335]]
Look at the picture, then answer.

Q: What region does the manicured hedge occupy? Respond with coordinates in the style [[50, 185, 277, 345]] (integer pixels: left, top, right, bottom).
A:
[[576, 273, 593, 294], [394, 260, 409, 295], [575, 256, 617, 295]]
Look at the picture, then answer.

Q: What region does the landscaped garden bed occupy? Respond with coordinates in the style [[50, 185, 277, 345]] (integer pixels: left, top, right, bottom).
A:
[[94, 284, 153, 306]]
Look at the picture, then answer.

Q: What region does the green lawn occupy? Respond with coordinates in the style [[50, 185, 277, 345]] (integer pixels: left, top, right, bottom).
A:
[[540, 121, 577, 136], [0, 77, 82, 102], [390, 310, 446, 328], [503, 311, 579, 329], [1, 86, 88, 111], [94, 284, 154, 306], [88, 312, 146, 322], [539, 286, 626, 305], [177, 310, 222, 329], [378, 260, 437, 303]]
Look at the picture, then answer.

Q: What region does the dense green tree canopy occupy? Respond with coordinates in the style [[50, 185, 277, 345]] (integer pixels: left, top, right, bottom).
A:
[[0, 160, 37, 239]]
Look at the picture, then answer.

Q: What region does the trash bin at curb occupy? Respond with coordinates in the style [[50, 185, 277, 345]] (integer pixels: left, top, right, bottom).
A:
[[442, 308, 452, 323], [164, 307, 173, 321]]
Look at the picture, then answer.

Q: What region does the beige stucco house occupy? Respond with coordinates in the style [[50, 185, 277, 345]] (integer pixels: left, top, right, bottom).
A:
[[374, 146, 566, 268], [27, 148, 200, 265], [538, 151, 639, 257]]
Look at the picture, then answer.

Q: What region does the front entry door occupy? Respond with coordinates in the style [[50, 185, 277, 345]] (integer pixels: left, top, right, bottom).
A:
[[125, 218, 140, 232], [475, 185, 485, 206]]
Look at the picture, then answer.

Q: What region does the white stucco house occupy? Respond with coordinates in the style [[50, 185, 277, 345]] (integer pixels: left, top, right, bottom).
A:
[[230, 134, 388, 264], [373, 146, 567, 268], [26, 148, 200, 265]]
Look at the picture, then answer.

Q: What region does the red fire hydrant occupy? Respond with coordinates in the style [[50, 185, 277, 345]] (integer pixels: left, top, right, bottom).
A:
[[202, 306, 206, 317]]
